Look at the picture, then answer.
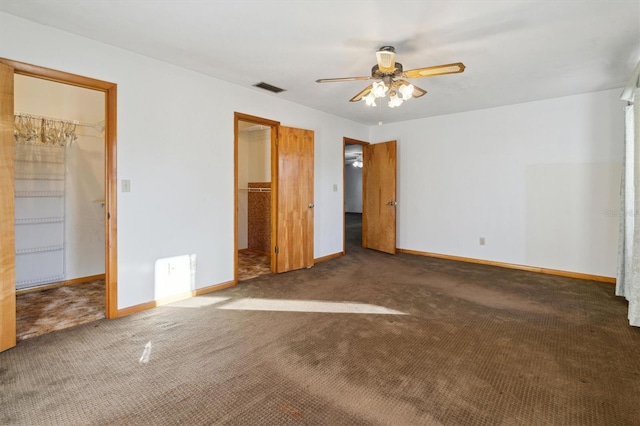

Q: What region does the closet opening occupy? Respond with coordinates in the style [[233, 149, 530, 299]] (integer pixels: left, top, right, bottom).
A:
[[0, 58, 116, 353], [14, 75, 107, 341], [235, 114, 278, 281]]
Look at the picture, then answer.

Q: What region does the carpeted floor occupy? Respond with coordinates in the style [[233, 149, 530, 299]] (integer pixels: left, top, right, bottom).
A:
[[345, 212, 362, 248], [13, 250, 269, 343], [1, 221, 640, 425], [15, 280, 105, 342], [238, 250, 271, 281]]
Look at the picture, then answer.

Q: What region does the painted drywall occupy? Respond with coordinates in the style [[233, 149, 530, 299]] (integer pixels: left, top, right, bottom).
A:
[[370, 89, 624, 277], [237, 127, 270, 250], [0, 12, 368, 309], [248, 129, 270, 182], [237, 129, 249, 250], [14, 74, 105, 282], [345, 163, 363, 213]]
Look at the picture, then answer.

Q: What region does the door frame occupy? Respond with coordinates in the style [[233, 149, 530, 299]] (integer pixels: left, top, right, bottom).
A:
[[342, 137, 369, 254], [233, 112, 280, 281], [0, 58, 118, 324]]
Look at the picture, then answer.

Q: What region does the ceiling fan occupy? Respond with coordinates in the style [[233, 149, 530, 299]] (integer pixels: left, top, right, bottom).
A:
[[316, 46, 465, 108]]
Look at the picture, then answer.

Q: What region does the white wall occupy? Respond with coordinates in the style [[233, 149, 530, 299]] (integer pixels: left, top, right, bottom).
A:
[[248, 129, 270, 182], [370, 89, 624, 277], [14, 74, 105, 281], [237, 130, 249, 250], [0, 12, 368, 309]]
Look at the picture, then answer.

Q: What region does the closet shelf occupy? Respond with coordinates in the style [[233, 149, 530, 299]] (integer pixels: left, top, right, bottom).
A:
[[15, 158, 65, 164], [15, 173, 65, 181], [15, 217, 64, 225], [15, 191, 65, 198], [16, 245, 64, 255], [16, 275, 65, 289]]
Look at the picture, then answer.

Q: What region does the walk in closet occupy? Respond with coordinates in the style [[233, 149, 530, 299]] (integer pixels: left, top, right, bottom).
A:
[[14, 75, 105, 291]]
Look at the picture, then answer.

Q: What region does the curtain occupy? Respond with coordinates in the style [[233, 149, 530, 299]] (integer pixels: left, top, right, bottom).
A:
[[616, 88, 640, 326]]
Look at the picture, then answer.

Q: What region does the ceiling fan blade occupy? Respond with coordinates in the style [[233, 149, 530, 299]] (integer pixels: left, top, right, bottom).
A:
[[411, 84, 427, 98], [403, 62, 466, 79], [316, 76, 371, 83], [349, 84, 373, 102], [393, 80, 427, 98]]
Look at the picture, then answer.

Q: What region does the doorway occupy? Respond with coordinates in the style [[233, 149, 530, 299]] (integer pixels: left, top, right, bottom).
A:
[[0, 58, 117, 353], [237, 118, 274, 281], [234, 113, 279, 282], [343, 137, 369, 252], [234, 113, 315, 281]]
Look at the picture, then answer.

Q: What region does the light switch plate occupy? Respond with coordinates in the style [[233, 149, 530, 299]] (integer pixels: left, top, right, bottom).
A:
[[122, 179, 131, 192]]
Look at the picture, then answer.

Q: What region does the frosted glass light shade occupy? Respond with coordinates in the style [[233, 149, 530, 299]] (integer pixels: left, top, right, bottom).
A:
[[371, 81, 388, 98], [388, 92, 403, 108], [399, 83, 414, 100], [363, 92, 377, 106]]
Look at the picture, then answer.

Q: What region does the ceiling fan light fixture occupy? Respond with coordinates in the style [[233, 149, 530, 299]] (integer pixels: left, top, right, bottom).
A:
[[363, 92, 377, 106], [352, 154, 363, 168], [388, 91, 403, 108], [371, 81, 388, 98], [399, 83, 414, 100], [316, 46, 465, 110]]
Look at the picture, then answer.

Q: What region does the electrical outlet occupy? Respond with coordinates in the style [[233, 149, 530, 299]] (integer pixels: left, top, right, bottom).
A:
[[479, 237, 486, 245]]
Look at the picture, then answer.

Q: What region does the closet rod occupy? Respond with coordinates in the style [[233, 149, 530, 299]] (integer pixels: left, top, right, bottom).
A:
[[238, 188, 271, 192], [15, 111, 101, 128]]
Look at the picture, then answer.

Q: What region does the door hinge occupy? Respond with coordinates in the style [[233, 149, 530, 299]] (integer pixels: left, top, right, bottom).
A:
[[275, 246, 279, 254], [275, 137, 279, 147]]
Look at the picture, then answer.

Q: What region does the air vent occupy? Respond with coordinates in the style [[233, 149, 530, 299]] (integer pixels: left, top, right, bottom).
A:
[[253, 82, 286, 93]]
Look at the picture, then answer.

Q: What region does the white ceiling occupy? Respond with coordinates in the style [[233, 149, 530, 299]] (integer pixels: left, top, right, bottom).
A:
[[1, 1, 638, 125]]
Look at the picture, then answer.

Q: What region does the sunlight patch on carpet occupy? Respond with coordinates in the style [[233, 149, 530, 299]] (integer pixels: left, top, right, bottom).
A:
[[165, 297, 230, 308], [217, 298, 406, 315]]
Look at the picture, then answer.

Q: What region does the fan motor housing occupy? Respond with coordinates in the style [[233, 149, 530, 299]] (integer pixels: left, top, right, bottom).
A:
[[372, 62, 403, 78]]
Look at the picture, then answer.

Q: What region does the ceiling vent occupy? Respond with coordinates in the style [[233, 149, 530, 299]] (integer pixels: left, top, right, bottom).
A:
[[253, 82, 285, 93]]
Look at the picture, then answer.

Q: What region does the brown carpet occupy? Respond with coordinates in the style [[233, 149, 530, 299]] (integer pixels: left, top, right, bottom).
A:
[[238, 250, 271, 281], [14, 251, 271, 343], [15, 280, 105, 341], [1, 236, 640, 424]]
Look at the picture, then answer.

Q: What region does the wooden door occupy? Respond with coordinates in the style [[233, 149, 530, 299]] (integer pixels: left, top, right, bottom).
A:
[[274, 126, 314, 272], [363, 140, 397, 254], [0, 62, 16, 352]]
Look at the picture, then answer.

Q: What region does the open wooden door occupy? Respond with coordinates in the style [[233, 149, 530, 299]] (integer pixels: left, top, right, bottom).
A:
[[363, 140, 397, 255], [273, 126, 314, 272], [0, 62, 16, 352]]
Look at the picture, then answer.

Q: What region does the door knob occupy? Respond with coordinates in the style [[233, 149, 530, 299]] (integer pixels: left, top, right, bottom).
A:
[[387, 201, 397, 206], [309, 203, 315, 208]]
